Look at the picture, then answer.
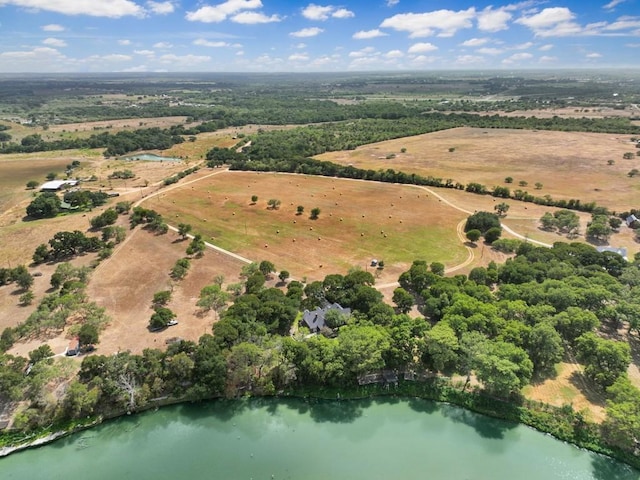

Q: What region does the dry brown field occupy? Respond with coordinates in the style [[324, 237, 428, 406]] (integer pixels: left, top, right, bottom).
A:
[[150, 171, 469, 283], [317, 127, 640, 213]]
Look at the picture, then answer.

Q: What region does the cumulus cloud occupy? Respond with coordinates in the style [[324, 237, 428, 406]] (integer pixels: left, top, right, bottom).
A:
[[353, 29, 387, 40], [118, 39, 132, 46], [477, 6, 512, 32], [332, 8, 354, 19], [0, 0, 144, 18], [386, 0, 399, 6], [515, 7, 582, 37], [460, 37, 489, 47], [348, 46, 376, 58], [380, 8, 475, 38], [407, 42, 438, 54], [186, 0, 263, 23], [539, 44, 554, 51], [290, 27, 324, 37], [539, 55, 557, 62], [232, 11, 281, 23], [153, 41, 173, 48], [302, 4, 354, 21], [586, 52, 602, 58], [147, 1, 174, 15], [384, 49, 403, 58], [134, 49, 155, 55], [42, 24, 65, 31]]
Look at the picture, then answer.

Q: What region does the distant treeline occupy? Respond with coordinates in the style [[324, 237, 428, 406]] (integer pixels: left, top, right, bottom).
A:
[[0, 127, 184, 156], [4, 111, 640, 156]]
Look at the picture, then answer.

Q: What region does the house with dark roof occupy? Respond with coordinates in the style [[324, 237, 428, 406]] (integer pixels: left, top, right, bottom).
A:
[[596, 246, 628, 261], [301, 303, 351, 333]]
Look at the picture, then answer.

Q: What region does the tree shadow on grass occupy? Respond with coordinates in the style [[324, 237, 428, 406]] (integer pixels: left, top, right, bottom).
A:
[[567, 371, 606, 407]]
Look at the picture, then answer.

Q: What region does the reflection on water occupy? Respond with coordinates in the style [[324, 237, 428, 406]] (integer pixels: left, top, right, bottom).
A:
[[2, 398, 639, 480]]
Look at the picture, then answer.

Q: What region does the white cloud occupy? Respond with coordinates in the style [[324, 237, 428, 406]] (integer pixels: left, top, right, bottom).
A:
[[301, 4, 354, 21], [294, 43, 307, 49], [604, 0, 626, 10], [147, 1, 174, 15], [514, 42, 533, 50], [0, 0, 144, 18], [410, 55, 437, 65], [516, 7, 583, 37], [460, 37, 489, 47], [539, 44, 554, 51], [302, 4, 333, 20], [42, 24, 65, 31], [153, 41, 173, 48], [386, 0, 399, 6], [332, 8, 354, 19], [232, 11, 281, 23], [118, 39, 132, 46], [353, 29, 387, 40], [477, 7, 512, 32], [288, 53, 309, 61], [517, 8, 575, 29], [384, 49, 403, 58], [604, 17, 640, 31], [539, 55, 557, 62], [290, 27, 324, 38], [134, 49, 155, 55], [586, 52, 602, 58], [186, 0, 263, 23], [503, 52, 534, 64], [349, 46, 376, 58], [0, 47, 69, 72], [477, 47, 503, 55], [43, 37, 67, 47], [455, 55, 485, 65], [380, 8, 475, 38], [407, 42, 437, 54], [194, 39, 233, 47]]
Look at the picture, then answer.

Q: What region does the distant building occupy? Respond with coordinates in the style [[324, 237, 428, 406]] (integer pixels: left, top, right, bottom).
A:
[[626, 214, 638, 227], [301, 303, 351, 333], [39, 180, 78, 192]]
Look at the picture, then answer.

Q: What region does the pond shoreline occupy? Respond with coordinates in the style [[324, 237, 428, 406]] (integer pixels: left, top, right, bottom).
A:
[[1, 380, 639, 472]]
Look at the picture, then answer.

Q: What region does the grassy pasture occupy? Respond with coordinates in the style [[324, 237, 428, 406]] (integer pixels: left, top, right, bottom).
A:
[[151, 171, 468, 282], [0, 155, 72, 216], [317, 127, 640, 213]]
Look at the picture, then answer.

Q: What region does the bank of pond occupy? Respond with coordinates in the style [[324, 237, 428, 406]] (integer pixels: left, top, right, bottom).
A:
[[1, 396, 638, 480]]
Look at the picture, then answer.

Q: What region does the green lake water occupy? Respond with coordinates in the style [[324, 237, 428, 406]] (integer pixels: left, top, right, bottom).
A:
[[2, 397, 639, 480]]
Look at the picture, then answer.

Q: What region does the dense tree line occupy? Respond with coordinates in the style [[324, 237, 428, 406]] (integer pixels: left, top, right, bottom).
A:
[[0, 127, 184, 156]]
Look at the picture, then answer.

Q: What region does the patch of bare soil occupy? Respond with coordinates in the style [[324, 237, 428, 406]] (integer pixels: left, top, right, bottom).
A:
[[524, 362, 606, 422], [86, 226, 245, 355]]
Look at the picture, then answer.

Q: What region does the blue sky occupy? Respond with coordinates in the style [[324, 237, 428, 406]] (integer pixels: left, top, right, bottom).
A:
[[0, 0, 638, 72]]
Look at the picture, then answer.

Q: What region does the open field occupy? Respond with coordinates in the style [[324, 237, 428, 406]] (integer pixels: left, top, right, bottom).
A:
[[317, 127, 640, 213], [151, 171, 469, 283]]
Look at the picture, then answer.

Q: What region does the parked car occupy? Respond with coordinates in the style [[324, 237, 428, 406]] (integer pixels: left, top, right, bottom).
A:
[[167, 320, 178, 326]]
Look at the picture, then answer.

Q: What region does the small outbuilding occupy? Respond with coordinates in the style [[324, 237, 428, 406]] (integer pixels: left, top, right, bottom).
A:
[[40, 180, 78, 192]]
